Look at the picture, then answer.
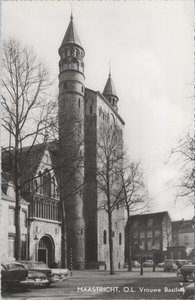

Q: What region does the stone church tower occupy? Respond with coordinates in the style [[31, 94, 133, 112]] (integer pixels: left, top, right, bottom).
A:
[[58, 13, 85, 269], [58, 13, 125, 271]]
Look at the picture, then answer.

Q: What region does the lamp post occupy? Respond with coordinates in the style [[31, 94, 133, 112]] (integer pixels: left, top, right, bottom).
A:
[[34, 235, 39, 262], [152, 245, 156, 272], [139, 243, 143, 275]]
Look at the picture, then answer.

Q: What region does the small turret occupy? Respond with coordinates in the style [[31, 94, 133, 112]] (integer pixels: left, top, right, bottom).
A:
[[103, 70, 119, 111]]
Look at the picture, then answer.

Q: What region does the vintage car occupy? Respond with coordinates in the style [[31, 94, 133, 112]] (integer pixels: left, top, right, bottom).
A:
[[178, 282, 195, 299], [163, 259, 177, 272], [143, 260, 153, 267], [176, 260, 192, 269], [131, 260, 140, 268], [157, 262, 165, 268], [178, 264, 195, 282], [50, 267, 69, 281], [1, 261, 30, 291], [27, 269, 49, 286], [20, 261, 56, 286]]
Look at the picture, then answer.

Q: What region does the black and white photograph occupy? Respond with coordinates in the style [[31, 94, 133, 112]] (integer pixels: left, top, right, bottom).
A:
[[0, 0, 194, 299]]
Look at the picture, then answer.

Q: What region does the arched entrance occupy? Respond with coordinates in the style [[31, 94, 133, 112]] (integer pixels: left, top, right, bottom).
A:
[[38, 235, 55, 268]]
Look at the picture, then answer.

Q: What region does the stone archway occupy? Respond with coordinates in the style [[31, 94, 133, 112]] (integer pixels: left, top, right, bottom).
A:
[[38, 235, 55, 268]]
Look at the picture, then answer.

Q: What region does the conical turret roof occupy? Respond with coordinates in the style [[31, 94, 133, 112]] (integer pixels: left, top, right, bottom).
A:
[[103, 73, 118, 98], [61, 14, 82, 48]]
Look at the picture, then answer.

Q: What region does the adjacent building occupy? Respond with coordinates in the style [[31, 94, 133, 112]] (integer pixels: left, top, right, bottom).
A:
[[167, 219, 195, 260], [1, 176, 29, 261], [127, 211, 172, 264], [2, 144, 62, 267]]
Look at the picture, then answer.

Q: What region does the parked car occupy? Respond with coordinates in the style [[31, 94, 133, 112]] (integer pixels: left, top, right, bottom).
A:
[[1, 261, 30, 291], [143, 260, 153, 267], [176, 260, 192, 269], [50, 268, 69, 281], [178, 282, 195, 299], [163, 259, 177, 272], [179, 264, 195, 282], [20, 261, 56, 286], [131, 261, 140, 268], [26, 269, 49, 287], [158, 262, 165, 268]]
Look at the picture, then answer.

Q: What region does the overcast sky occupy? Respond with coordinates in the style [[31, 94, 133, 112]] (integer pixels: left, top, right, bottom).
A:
[[2, 1, 194, 220]]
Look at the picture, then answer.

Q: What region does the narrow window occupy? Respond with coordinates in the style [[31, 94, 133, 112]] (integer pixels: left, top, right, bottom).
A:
[[81, 86, 84, 93], [33, 180, 38, 193], [78, 98, 81, 108], [103, 230, 107, 244], [90, 106, 93, 114], [64, 82, 67, 89], [119, 233, 122, 245], [38, 171, 43, 194]]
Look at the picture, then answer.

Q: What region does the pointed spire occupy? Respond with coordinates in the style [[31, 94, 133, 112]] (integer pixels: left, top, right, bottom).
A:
[[70, 1, 73, 20], [61, 12, 82, 48], [109, 62, 111, 77], [103, 69, 118, 98]]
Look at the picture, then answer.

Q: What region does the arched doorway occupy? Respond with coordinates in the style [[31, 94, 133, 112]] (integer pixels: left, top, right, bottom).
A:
[[38, 235, 55, 268]]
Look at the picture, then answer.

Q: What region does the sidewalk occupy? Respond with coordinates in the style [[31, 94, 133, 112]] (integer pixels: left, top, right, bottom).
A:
[[69, 268, 177, 279]]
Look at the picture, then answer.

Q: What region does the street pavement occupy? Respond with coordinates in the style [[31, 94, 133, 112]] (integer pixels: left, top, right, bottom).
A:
[[2, 268, 182, 300]]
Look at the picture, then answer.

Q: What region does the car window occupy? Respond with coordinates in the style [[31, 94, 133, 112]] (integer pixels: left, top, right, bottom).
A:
[[34, 263, 48, 269], [7, 263, 25, 270], [1, 264, 6, 271], [22, 262, 33, 268]]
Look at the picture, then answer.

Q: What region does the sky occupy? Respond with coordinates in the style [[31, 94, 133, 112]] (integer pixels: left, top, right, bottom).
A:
[[1, 0, 194, 221]]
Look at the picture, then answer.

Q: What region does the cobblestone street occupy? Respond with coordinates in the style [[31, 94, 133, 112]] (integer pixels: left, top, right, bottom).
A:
[[2, 269, 181, 299]]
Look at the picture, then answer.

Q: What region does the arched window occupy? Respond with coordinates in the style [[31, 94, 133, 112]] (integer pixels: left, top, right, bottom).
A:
[[46, 172, 51, 197], [70, 48, 74, 56], [78, 98, 80, 108], [103, 230, 107, 245], [78, 123, 81, 133], [38, 171, 43, 194], [43, 169, 51, 197], [119, 233, 122, 245], [51, 176, 55, 198], [33, 180, 38, 193]]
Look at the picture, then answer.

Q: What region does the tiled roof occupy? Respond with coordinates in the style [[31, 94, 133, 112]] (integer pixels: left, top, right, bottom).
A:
[[61, 14, 82, 48], [1, 141, 60, 188]]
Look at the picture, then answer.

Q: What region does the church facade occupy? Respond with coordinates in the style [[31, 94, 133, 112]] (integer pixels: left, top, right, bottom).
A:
[[1, 13, 125, 271]]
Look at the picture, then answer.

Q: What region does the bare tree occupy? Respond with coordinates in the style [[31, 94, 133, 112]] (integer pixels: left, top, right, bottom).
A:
[[169, 133, 194, 205], [96, 123, 124, 275], [119, 160, 148, 271], [1, 39, 55, 260]]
